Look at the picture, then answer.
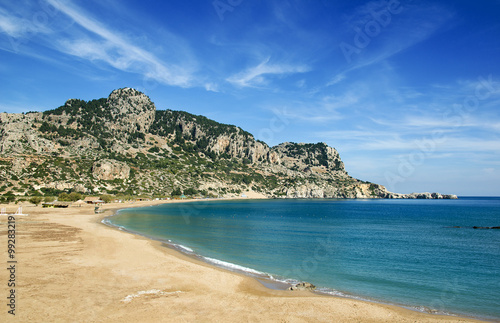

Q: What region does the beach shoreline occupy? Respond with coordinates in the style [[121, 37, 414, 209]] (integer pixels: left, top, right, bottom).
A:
[[0, 199, 487, 322]]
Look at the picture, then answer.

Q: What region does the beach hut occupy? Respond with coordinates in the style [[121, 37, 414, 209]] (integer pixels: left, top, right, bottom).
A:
[[84, 197, 103, 204], [54, 202, 69, 208], [180, 194, 187, 199]]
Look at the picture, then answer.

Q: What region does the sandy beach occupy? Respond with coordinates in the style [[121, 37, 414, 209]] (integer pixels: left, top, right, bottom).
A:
[[0, 200, 485, 322]]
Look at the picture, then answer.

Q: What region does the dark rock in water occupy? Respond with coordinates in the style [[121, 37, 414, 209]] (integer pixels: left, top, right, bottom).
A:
[[288, 282, 316, 291], [473, 226, 500, 230]]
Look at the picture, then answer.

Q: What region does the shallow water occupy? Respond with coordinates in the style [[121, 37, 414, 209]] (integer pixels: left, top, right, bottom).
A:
[[107, 197, 500, 320]]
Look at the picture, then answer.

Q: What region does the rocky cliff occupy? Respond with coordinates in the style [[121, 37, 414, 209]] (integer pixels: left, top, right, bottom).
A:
[[0, 88, 457, 200]]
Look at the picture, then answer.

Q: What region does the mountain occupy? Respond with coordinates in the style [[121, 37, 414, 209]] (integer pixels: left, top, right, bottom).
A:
[[0, 88, 456, 201]]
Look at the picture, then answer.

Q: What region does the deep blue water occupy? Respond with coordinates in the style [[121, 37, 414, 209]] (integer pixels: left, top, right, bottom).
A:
[[107, 197, 500, 320]]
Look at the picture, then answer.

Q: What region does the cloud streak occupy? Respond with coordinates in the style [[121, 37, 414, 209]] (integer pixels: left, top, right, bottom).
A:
[[0, 9, 25, 37], [226, 57, 310, 88], [47, 0, 196, 87], [0, 0, 197, 88], [317, 126, 500, 153]]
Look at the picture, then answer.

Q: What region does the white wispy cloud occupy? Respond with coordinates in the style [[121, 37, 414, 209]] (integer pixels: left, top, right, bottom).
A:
[[317, 129, 407, 150], [326, 73, 346, 86], [321, 92, 360, 111], [0, 0, 197, 88], [204, 82, 219, 92], [370, 116, 476, 129], [318, 127, 500, 154], [261, 91, 360, 125], [0, 5, 53, 53], [0, 10, 24, 37], [366, 75, 500, 134], [46, 0, 196, 88], [226, 57, 310, 88], [364, 138, 500, 152], [277, 108, 342, 123]]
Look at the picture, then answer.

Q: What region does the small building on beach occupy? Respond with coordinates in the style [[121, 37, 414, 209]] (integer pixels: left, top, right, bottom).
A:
[[84, 197, 104, 204]]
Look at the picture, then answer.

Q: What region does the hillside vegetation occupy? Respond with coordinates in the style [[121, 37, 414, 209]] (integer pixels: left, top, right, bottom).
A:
[[0, 88, 456, 202]]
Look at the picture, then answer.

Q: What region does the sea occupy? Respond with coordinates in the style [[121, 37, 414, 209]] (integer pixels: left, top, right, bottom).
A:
[[104, 197, 500, 321]]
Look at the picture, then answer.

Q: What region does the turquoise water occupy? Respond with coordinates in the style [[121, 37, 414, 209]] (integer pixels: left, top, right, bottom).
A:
[[106, 198, 500, 320]]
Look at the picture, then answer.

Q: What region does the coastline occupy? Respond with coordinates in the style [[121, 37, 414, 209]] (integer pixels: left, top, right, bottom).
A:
[[0, 199, 487, 322]]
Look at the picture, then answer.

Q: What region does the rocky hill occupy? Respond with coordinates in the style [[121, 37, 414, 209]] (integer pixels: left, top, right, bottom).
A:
[[0, 88, 456, 201]]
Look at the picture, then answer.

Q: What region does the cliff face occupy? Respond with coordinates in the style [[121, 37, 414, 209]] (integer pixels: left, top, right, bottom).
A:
[[0, 88, 456, 199]]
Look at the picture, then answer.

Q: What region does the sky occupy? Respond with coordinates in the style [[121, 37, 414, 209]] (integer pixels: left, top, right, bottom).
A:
[[1, 0, 499, 196]]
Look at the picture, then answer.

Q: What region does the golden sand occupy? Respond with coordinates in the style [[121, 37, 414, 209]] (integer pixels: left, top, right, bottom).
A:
[[0, 200, 484, 322]]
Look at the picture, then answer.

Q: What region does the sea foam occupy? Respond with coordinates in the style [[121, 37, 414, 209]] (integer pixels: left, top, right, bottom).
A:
[[174, 244, 194, 253], [202, 256, 268, 276]]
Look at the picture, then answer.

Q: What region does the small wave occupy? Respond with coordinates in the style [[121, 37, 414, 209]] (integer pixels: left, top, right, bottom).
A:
[[202, 256, 267, 276], [174, 244, 194, 253], [315, 287, 392, 305], [405, 305, 455, 316], [316, 287, 362, 299], [113, 224, 128, 231], [269, 276, 301, 286], [101, 218, 129, 232]]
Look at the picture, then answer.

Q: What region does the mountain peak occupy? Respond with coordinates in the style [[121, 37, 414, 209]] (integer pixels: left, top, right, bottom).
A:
[[107, 88, 156, 133], [109, 87, 144, 97]]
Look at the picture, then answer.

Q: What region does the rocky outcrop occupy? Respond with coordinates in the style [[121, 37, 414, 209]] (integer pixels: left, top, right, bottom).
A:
[[11, 157, 30, 174], [282, 183, 459, 199], [0, 112, 51, 154], [379, 191, 458, 199], [406, 192, 458, 199], [288, 282, 316, 291], [273, 142, 344, 171], [33, 182, 87, 193], [92, 159, 130, 181], [107, 88, 156, 133]]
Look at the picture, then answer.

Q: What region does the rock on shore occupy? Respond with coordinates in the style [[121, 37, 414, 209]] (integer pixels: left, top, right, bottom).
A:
[[288, 282, 316, 291]]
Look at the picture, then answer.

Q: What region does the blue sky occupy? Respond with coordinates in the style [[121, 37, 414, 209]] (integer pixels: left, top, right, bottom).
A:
[[1, 0, 500, 196]]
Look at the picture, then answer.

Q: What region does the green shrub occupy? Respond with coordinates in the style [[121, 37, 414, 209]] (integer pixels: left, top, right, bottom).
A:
[[68, 192, 82, 201], [29, 196, 43, 205], [148, 146, 160, 153], [58, 192, 70, 201], [171, 188, 182, 196], [184, 187, 197, 196], [100, 194, 114, 203], [44, 196, 56, 203]]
